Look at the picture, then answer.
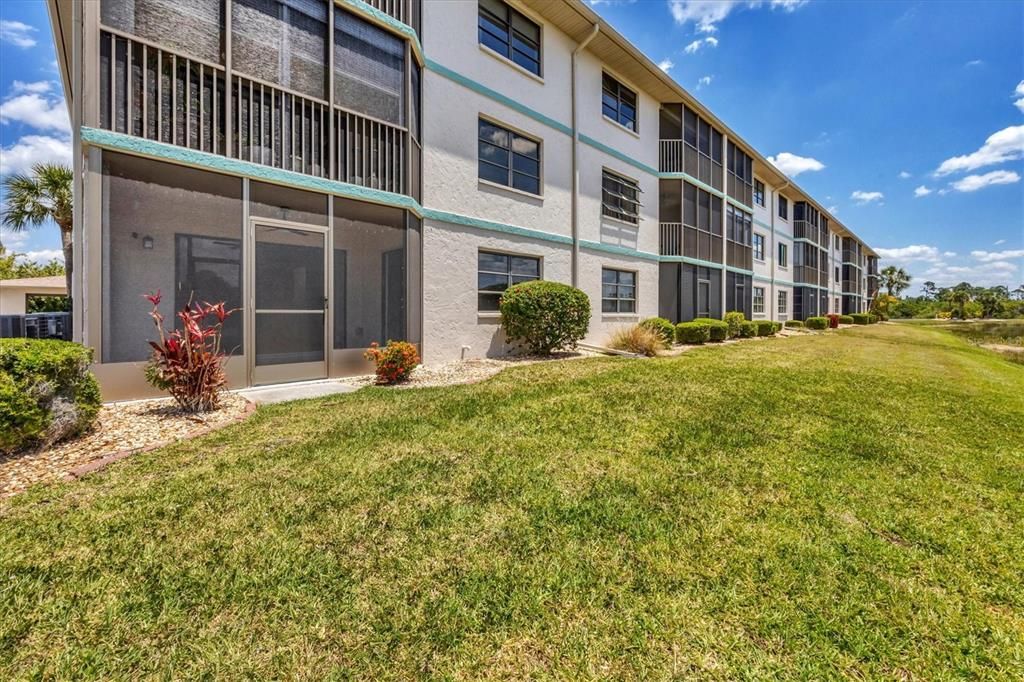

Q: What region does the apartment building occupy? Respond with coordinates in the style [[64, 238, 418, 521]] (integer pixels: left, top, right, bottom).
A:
[[46, 0, 876, 399]]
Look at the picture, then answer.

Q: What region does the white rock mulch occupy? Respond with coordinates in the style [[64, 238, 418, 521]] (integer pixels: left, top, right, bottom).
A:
[[0, 393, 251, 501]]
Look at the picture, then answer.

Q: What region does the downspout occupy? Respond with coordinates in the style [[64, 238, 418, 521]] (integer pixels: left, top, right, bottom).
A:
[[571, 23, 599, 287]]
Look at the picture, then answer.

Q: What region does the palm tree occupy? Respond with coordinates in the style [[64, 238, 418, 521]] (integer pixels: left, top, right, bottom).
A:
[[879, 265, 911, 297], [1, 164, 74, 298], [943, 282, 973, 319]]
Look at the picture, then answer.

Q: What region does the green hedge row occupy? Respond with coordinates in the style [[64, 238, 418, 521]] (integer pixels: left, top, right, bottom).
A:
[[0, 339, 101, 454], [784, 320, 804, 328], [851, 313, 871, 325], [805, 317, 829, 330], [640, 317, 675, 345], [839, 315, 855, 325]]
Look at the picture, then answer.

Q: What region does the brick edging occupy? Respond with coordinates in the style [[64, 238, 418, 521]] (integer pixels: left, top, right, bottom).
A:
[[65, 399, 258, 480]]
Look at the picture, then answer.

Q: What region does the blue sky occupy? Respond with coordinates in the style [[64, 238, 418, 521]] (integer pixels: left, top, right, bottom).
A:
[[1, 0, 1022, 292]]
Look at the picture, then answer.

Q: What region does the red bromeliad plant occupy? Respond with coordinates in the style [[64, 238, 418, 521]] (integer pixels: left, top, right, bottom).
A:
[[826, 313, 841, 329], [363, 340, 420, 385], [143, 290, 234, 412]]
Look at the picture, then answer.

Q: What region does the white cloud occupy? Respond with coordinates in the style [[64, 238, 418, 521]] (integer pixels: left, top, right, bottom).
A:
[[943, 251, 957, 257], [696, 75, 713, 89], [898, 170, 912, 179], [935, 125, 1024, 175], [11, 81, 52, 95], [1014, 80, 1024, 114], [0, 135, 72, 175], [875, 244, 943, 262], [0, 20, 37, 49], [994, 239, 1006, 246], [970, 249, 1024, 262], [668, 0, 807, 33], [827, 205, 838, 214], [767, 152, 825, 177], [0, 90, 70, 133], [949, 169, 1020, 192], [15, 249, 64, 264], [684, 36, 719, 54], [657, 58, 674, 72], [851, 190, 884, 204], [913, 185, 933, 197], [965, 59, 984, 67]]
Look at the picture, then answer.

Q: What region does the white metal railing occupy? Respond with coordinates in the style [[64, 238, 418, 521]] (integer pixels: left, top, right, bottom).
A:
[[660, 222, 683, 256], [659, 139, 684, 173]]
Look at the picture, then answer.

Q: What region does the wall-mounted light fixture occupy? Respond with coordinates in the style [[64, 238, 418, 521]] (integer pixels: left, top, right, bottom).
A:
[[142, 235, 154, 250]]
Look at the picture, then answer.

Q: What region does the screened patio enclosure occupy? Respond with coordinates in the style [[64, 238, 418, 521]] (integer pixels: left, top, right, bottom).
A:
[[98, 151, 420, 395]]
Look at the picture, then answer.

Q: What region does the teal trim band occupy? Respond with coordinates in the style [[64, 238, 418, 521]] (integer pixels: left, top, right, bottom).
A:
[[659, 173, 724, 198], [580, 239, 659, 262], [754, 217, 772, 230], [726, 196, 756, 214], [659, 256, 725, 270], [726, 266, 755, 276], [81, 126, 421, 213], [338, 0, 423, 59], [841, 261, 863, 268], [422, 207, 573, 246], [579, 135, 658, 177], [426, 59, 573, 136]]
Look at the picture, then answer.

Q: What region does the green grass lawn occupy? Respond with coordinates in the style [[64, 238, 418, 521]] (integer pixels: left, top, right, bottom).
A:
[[2, 324, 1023, 679]]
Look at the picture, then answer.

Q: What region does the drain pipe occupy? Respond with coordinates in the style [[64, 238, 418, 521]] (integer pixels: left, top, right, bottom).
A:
[[571, 23, 600, 287]]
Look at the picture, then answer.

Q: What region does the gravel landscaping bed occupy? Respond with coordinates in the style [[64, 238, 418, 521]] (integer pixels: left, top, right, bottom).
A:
[[0, 393, 251, 501]]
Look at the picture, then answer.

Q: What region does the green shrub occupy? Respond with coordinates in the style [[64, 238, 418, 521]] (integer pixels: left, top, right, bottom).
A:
[[640, 317, 675, 345], [805, 317, 828, 330], [851, 313, 871, 325], [738, 321, 758, 338], [723, 311, 746, 339], [675, 321, 710, 345], [772, 322, 782, 334], [691, 318, 729, 342], [868, 313, 879, 324], [0, 338, 101, 454], [838, 315, 855, 325], [755, 320, 776, 336], [500, 281, 591, 354], [784, 320, 804, 329]]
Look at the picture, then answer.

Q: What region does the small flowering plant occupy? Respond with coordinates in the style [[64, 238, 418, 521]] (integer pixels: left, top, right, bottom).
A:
[[143, 290, 234, 412], [826, 313, 841, 329], [363, 340, 420, 385]]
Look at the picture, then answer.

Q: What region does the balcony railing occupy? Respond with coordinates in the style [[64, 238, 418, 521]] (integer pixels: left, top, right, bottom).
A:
[[660, 140, 685, 174], [100, 30, 407, 195], [660, 222, 683, 256], [364, 0, 420, 31]]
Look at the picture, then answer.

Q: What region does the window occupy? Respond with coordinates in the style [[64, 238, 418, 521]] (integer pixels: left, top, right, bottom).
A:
[[778, 242, 788, 268], [835, 297, 840, 313], [602, 169, 642, 224], [753, 286, 765, 314], [478, 0, 541, 76], [478, 119, 541, 195], [602, 268, 636, 313], [753, 233, 765, 261], [602, 73, 637, 132], [101, 0, 224, 64], [778, 290, 788, 315], [478, 251, 540, 311], [835, 266, 840, 281], [753, 179, 765, 207], [778, 195, 788, 220]]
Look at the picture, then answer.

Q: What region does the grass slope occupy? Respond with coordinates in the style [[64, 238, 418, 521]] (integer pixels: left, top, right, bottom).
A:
[[2, 324, 1023, 679]]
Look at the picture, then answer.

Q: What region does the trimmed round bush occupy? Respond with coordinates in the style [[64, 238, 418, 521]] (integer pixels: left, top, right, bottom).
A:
[[784, 319, 804, 329], [0, 338, 100, 454], [738, 321, 758, 338], [723, 311, 746, 339], [839, 315, 855, 325], [500, 281, 591, 354], [826, 313, 840, 329], [868, 313, 879, 324], [640, 317, 675, 345], [675, 321, 710, 345], [755, 320, 776, 337], [690, 318, 729, 342], [850, 313, 871, 325], [772, 322, 782, 334], [805, 316, 829, 330]]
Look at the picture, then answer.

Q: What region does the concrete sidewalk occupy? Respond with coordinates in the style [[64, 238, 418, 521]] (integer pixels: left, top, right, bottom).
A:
[[237, 380, 360, 405]]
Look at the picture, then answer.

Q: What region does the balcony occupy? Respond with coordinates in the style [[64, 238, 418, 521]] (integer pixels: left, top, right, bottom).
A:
[[660, 222, 683, 256], [99, 30, 414, 197]]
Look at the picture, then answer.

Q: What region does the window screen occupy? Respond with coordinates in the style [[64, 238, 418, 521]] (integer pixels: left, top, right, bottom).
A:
[[335, 7, 406, 125]]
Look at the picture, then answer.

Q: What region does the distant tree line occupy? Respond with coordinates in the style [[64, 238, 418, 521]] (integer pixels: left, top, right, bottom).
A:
[[887, 276, 1024, 320]]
